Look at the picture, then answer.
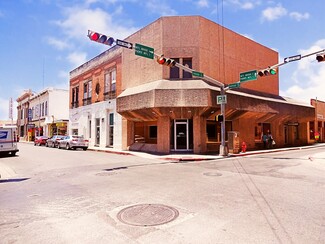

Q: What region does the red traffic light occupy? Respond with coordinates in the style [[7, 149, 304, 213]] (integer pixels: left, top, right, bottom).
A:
[[156, 55, 176, 67], [90, 32, 99, 41], [88, 30, 115, 46], [157, 56, 166, 65]]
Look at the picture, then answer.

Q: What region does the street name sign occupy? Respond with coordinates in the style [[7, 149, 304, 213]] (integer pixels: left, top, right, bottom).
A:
[[116, 39, 133, 49], [192, 71, 204, 77], [217, 95, 227, 105], [284, 54, 301, 63], [135, 43, 154, 59], [240, 70, 257, 82], [228, 82, 240, 89]]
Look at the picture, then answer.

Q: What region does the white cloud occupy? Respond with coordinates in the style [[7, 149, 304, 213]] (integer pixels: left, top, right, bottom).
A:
[[67, 52, 88, 67], [289, 12, 310, 21], [145, 0, 177, 16], [46, 37, 70, 50], [261, 4, 287, 22], [197, 0, 209, 8], [225, 0, 260, 10], [241, 2, 254, 10], [54, 6, 138, 42], [281, 39, 325, 103]]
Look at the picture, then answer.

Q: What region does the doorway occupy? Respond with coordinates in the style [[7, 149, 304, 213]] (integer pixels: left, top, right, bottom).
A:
[[172, 119, 193, 151]]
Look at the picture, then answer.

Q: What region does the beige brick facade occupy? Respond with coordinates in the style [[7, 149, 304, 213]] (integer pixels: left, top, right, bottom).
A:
[[70, 16, 315, 154]]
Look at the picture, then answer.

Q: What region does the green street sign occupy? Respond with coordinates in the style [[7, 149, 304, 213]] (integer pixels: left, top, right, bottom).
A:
[[240, 70, 257, 82], [228, 82, 240, 89], [192, 71, 204, 77], [135, 43, 154, 59]]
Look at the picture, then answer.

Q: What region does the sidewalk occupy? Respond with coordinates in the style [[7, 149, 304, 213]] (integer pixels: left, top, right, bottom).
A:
[[87, 142, 325, 161]]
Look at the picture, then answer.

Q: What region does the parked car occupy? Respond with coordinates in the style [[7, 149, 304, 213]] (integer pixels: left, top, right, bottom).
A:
[[57, 135, 88, 150], [46, 135, 65, 148], [34, 136, 49, 146]]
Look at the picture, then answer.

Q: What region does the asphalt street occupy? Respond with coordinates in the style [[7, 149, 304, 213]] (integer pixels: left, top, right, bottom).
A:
[[0, 143, 324, 244]]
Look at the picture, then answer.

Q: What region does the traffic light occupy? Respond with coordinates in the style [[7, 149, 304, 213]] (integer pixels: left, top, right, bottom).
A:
[[216, 114, 224, 122], [156, 55, 176, 67], [258, 68, 277, 77], [87, 30, 115, 46], [316, 54, 325, 62]]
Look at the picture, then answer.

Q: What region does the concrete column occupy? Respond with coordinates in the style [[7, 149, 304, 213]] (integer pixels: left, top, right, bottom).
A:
[[193, 115, 206, 154], [157, 116, 170, 154], [121, 118, 134, 150]]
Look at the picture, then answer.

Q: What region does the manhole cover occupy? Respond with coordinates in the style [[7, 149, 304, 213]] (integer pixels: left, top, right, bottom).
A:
[[203, 172, 222, 177], [117, 204, 179, 226]]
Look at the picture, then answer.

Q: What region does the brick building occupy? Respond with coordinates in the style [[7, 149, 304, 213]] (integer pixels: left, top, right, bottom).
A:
[[69, 16, 315, 154]]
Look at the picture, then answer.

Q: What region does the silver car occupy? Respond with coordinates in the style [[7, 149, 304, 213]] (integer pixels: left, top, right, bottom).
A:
[[46, 135, 65, 148], [57, 135, 88, 150]]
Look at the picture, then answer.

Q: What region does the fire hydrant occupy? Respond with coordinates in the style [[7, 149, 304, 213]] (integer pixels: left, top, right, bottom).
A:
[[241, 141, 247, 153]]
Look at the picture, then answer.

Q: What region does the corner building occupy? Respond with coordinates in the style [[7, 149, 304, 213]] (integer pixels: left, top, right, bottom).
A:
[[70, 16, 314, 154]]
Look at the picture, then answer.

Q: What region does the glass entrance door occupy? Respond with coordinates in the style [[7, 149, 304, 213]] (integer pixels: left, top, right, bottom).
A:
[[174, 120, 188, 150]]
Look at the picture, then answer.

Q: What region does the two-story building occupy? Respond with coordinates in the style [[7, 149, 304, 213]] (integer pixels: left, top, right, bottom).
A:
[[17, 90, 32, 141], [17, 88, 69, 141], [70, 16, 315, 154]]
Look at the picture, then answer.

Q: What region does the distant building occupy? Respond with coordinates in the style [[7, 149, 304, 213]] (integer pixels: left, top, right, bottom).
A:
[[17, 88, 69, 141], [69, 16, 315, 154], [17, 90, 32, 140]]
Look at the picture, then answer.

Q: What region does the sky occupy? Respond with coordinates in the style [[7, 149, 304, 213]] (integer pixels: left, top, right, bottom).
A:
[[0, 0, 324, 120]]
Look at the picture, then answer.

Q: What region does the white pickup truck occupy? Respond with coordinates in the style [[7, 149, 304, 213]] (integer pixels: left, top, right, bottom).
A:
[[0, 126, 19, 156]]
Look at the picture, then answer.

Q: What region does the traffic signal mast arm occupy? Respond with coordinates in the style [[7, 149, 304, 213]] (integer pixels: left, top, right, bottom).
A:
[[269, 48, 325, 70], [154, 53, 225, 88]]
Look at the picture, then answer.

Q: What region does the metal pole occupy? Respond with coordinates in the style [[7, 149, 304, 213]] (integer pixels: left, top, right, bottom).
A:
[[219, 86, 227, 156]]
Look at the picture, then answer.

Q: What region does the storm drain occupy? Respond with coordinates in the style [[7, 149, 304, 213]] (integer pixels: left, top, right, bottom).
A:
[[117, 204, 179, 226]]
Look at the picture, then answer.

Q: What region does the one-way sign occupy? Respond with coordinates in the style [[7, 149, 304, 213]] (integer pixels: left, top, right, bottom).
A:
[[284, 54, 301, 63], [116, 39, 133, 49]]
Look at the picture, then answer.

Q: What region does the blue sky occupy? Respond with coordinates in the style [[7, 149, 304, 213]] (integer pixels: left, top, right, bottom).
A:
[[1, 0, 324, 120]]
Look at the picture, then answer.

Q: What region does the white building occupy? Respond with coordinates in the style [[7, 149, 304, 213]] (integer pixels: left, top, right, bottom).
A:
[[29, 88, 69, 139]]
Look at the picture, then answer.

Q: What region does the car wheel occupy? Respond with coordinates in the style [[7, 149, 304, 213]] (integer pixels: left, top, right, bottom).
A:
[[83, 148, 87, 151], [66, 144, 70, 150]]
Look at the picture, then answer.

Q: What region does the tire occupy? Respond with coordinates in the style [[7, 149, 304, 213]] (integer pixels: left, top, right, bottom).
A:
[[11, 151, 16, 156], [83, 148, 87, 151], [66, 143, 70, 150]]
